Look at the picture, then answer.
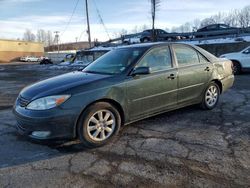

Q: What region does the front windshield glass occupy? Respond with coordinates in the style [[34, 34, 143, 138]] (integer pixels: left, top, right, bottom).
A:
[[83, 48, 145, 75]]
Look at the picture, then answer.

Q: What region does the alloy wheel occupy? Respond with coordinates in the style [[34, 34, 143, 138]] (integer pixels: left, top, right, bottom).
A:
[[86, 110, 116, 142], [205, 85, 218, 107]]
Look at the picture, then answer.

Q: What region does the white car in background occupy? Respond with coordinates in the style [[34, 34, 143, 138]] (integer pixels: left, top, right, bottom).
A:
[[20, 56, 40, 62], [220, 46, 250, 74]]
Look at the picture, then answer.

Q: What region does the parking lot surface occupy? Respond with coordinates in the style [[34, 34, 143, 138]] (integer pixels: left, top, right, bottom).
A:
[[0, 64, 249, 187]]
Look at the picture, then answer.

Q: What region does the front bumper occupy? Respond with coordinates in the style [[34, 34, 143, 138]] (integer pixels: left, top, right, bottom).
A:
[[13, 105, 79, 140]]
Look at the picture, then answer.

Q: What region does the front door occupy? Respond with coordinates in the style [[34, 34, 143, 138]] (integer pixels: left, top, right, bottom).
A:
[[126, 46, 178, 120]]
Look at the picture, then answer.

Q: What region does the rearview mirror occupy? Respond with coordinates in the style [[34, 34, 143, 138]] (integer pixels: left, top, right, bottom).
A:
[[132, 66, 150, 76]]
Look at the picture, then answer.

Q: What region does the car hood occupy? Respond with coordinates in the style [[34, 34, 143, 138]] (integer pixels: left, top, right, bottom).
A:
[[220, 52, 239, 58], [20, 71, 112, 100]]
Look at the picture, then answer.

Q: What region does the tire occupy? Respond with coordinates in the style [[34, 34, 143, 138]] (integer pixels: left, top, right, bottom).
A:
[[27, 59, 31, 62], [232, 61, 241, 75], [77, 102, 121, 148], [141, 37, 150, 43], [201, 82, 220, 110]]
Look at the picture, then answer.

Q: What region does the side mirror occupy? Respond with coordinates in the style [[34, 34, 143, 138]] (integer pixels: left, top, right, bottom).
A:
[[132, 66, 150, 76]]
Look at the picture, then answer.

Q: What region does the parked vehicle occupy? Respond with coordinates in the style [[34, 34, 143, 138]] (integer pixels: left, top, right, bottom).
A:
[[139, 29, 174, 42], [123, 29, 176, 44], [14, 43, 234, 148], [61, 53, 75, 63], [20, 56, 40, 62], [40, 57, 53, 65], [220, 46, 250, 74], [60, 47, 111, 67], [196, 24, 238, 38]]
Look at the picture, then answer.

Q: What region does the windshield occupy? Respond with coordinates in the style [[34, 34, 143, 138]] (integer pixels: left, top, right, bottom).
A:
[[75, 52, 94, 64], [83, 48, 145, 75]]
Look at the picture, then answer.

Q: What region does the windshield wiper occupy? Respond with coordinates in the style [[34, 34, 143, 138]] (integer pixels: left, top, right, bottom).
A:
[[84, 70, 115, 75]]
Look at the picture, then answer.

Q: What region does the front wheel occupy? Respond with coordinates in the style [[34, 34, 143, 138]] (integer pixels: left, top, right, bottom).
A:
[[201, 82, 220, 110], [141, 37, 150, 43], [77, 102, 121, 148]]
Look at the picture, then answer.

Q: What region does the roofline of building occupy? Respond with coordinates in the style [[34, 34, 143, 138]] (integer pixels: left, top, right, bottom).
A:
[[0, 38, 44, 44]]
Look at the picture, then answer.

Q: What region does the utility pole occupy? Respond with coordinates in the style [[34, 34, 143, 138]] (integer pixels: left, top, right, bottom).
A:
[[85, 0, 91, 48], [54, 31, 60, 53], [54, 31, 60, 62]]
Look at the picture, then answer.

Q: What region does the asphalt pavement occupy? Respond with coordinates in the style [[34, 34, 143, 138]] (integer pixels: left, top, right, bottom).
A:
[[0, 64, 249, 187]]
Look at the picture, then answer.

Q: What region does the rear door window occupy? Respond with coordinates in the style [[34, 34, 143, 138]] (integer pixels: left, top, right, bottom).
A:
[[173, 45, 200, 66]]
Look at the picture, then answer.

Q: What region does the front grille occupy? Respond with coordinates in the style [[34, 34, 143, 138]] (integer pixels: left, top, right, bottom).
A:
[[18, 96, 30, 107]]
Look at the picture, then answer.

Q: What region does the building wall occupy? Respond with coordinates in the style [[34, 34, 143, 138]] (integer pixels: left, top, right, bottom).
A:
[[0, 39, 44, 63], [44, 41, 92, 52]]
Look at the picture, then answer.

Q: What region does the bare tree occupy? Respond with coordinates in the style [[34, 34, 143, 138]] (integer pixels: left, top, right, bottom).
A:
[[193, 19, 201, 30], [119, 29, 128, 36], [46, 31, 54, 47], [238, 6, 250, 28], [171, 5, 250, 32], [36, 29, 47, 43], [223, 10, 239, 27], [23, 29, 36, 41], [150, 0, 161, 41], [140, 24, 150, 31]]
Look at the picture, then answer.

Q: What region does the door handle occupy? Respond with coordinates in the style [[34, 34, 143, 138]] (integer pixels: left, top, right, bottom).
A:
[[204, 67, 210, 71], [167, 74, 176, 80]]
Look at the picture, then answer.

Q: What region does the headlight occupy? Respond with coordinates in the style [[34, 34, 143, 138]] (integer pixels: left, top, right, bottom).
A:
[[26, 95, 71, 110]]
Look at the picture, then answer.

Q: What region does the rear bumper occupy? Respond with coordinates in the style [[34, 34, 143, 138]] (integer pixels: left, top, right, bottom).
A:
[[221, 74, 234, 93]]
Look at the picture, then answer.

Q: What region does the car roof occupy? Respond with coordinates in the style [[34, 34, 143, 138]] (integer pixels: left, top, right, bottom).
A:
[[116, 42, 192, 49], [199, 23, 230, 29]]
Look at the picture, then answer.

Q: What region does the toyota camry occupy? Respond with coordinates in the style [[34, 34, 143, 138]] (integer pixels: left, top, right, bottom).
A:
[[13, 43, 234, 147]]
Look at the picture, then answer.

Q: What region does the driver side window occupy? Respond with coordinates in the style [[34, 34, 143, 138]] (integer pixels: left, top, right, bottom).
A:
[[136, 46, 172, 72]]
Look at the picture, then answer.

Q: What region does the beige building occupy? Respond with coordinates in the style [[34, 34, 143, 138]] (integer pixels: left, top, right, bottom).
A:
[[0, 39, 44, 63]]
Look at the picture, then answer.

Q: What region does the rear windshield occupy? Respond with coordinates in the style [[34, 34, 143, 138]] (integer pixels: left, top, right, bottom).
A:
[[193, 46, 218, 62]]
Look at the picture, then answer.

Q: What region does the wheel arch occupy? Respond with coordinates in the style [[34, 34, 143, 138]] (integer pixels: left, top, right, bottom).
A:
[[211, 79, 222, 94], [141, 37, 150, 42], [230, 59, 242, 67], [74, 98, 125, 138]]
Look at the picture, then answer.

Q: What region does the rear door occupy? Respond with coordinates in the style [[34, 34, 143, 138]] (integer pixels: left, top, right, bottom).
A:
[[240, 47, 250, 68], [126, 46, 178, 119], [172, 44, 212, 105]]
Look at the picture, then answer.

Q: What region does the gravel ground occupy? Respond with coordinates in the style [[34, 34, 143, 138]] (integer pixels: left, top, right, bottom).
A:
[[0, 63, 249, 188]]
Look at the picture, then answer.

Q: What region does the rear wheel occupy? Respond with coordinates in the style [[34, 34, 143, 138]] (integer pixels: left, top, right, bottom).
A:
[[141, 37, 150, 43], [77, 102, 121, 148], [201, 82, 220, 110], [232, 61, 241, 75]]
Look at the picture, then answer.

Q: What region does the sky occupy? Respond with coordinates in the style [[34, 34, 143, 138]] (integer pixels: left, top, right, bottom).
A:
[[0, 0, 250, 43]]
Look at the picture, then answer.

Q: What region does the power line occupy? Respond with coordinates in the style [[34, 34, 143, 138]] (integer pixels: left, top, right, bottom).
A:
[[93, 0, 111, 40], [61, 0, 80, 37], [78, 30, 86, 42]]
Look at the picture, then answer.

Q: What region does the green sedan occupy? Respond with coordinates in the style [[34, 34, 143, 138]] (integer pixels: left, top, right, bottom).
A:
[[14, 43, 234, 147]]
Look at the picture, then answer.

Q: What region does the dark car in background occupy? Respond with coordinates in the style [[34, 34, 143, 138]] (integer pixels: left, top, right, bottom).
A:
[[139, 29, 179, 42], [196, 24, 238, 38], [13, 43, 234, 148]]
